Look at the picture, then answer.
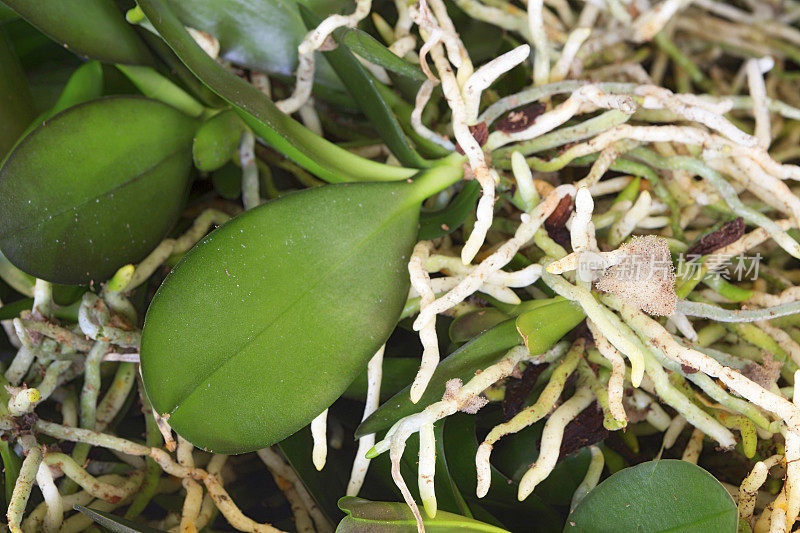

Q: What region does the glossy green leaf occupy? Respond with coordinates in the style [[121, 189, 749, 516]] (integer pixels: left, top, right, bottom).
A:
[[141, 163, 461, 453], [336, 497, 509, 532], [211, 162, 243, 200], [278, 426, 348, 523], [357, 299, 585, 437], [0, 28, 35, 157], [449, 308, 509, 343], [0, 298, 31, 321], [299, 6, 425, 168], [2, 0, 153, 65], [0, 96, 198, 284], [10, 60, 106, 153], [166, 0, 346, 87], [74, 505, 165, 533], [137, 0, 416, 184], [343, 357, 419, 401], [419, 180, 481, 240], [340, 28, 425, 82], [50, 60, 103, 115], [0, 440, 21, 505], [443, 413, 562, 532], [116, 65, 205, 118], [565, 460, 737, 533], [193, 110, 246, 172]]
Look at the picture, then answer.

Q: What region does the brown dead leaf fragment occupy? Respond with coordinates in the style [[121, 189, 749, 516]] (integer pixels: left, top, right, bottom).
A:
[[455, 122, 489, 154], [558, 402, 608, 460], [544, 194, 574, 249], [595, 235, 677, 316], [686, 217, 745, 258], [494, 102, 547, 133]]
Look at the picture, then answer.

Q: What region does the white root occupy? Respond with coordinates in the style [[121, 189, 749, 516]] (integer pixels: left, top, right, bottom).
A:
[[409, 242, 439, 402], [277, 0, 373, 113], [528, 0, 550, 86], [311, 409, 328, 471], [412, 79, 456, 151], [571, 187, 597, 253], [608, 191, 652, 246], [347, 345, 385, 496], [587, 320, 627, 425], [418, 422, 437, 517], [511, 151, 539, 211], [551, 27, 591, 82], [463, 45, 530, 124], [746, 56, 774, 150], [681, 427, 705, 464], [663, 415, 688, 449], [414, 186, 572, 330], [518, 386, 595, 500], [570, 445, 604, 511]]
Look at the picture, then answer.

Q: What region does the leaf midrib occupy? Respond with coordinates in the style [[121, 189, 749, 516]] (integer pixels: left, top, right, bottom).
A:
[[165, 186, 417, 415]]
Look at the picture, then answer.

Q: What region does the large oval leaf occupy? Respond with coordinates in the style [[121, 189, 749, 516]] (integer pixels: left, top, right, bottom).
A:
[[356, 299, 585, 437], [140, 178, 446, 453], [336, 497, 509, 532], [0, 28, 35, 157], [3, 0, 153, 65], [0, 96, 198, 284], [565, 460, 737, 532]]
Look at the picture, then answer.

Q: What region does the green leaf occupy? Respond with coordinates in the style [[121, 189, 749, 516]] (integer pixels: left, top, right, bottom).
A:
[[211, 161, 243, 200], [193, 110, 246, 172], [165, 0, 347, 87], [0, 96, 198, 284], [141, 162, 461, 453], [340, 28, 425, 82], [342, 357, 419, 401], [0, 27, 35, 157], [0, 440, 21, 505], [357, 299, 585, 437], [50, 60, 104, 115], [2, 0, 153, 65], [449, 308, 510, 343], [278, 426, 348, 523], [419, 180, 481, 240], [565, 460, 737, 533], [137, 0, 416, 184], [116, 64, 206, 118], [299, 5, 426, 169], [0, 298, 32, 320], [74, 505, 166, 533], [336, 497, 510, 532]]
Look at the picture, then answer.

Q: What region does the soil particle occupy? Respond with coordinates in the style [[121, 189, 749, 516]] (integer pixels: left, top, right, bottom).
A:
[[559, 402, 608, 460], [502, 363, 547, 421]]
